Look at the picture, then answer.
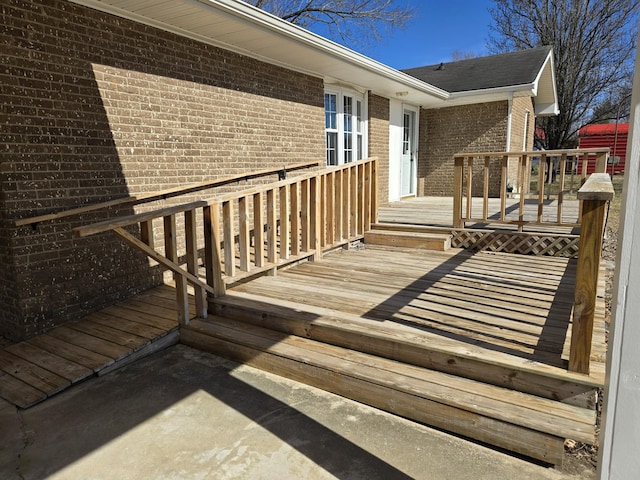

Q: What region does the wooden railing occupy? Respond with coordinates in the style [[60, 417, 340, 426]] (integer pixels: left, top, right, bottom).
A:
[[569, 173, 614, 374], [73, 158, 378, 325], [16, 160, 320, 228], [453, 148, 609, 231]]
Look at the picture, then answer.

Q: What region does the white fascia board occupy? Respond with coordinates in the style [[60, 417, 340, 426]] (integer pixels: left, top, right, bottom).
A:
[[531, 49, 559, 115], [447, 83, 536, 101], [535, 102, 560, 116]]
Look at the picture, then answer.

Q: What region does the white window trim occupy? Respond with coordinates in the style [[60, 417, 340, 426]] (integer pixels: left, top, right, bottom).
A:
[[324, 87, 368, 166]]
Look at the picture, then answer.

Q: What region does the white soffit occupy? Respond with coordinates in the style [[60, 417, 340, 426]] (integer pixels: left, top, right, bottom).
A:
[[71, 0, 450, 107]]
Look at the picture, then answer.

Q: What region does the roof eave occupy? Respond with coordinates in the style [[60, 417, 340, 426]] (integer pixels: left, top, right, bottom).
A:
[[70, 0, 449, 102]]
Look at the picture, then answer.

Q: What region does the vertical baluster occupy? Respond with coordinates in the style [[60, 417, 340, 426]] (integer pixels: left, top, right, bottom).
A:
[[140, 219, 157, 266], [334, 170, 343, 242], [326, 171, 335, 246], [518, 154, 527, 232], [465, 157, 473, 220], [223, 200, 235, 278], [500, 155, 508, 222], [538, 153, 546, 223], [483, 156, 490, 221], [253, 192, 264, 268], [266, 188, 277, 265], [301, 179, 310, 252], [371, 158, 379, 225], [310, 176, 322, 260], [290, 181, 300, 256], [343, 165, 351, 236], [164, 214, 189, 325], [358, 163, 365, 234], [279, 184, 290, 260], [185, 209, 206, 320], [238, 196, 250, 272], [557, 153, 567, 223], [364, 161, 372, 232], [350, 164, 358, 237], [204, 203, 225, 298], [453, 156, 464, 228]]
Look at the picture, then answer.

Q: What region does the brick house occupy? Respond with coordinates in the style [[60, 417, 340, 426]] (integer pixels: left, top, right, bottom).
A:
[[403, 47, 558, 197], [1, 0, 558, 341]]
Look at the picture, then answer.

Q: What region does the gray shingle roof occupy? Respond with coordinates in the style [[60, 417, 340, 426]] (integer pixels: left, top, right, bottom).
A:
[[401, 46, 553, 93]]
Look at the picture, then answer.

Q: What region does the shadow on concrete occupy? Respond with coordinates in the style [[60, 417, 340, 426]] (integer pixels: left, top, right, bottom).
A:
[[5, 345, 412, 480]]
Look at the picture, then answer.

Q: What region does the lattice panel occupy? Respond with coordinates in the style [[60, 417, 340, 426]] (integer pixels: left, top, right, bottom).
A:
[[451, 229, 580, 257]]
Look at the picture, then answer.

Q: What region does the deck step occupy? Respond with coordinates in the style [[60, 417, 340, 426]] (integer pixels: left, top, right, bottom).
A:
[[181, 316, 596, 464], [365, 226, 451, 251], [211, 291, 601, 410]]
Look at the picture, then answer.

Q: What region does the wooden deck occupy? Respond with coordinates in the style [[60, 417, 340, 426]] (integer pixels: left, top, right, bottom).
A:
[[379, 196, 581, 233], [0, 286, 181, 408], [183, 242, 607, 463], [1, 193, 606, 463], [0, 241, 607, 462]]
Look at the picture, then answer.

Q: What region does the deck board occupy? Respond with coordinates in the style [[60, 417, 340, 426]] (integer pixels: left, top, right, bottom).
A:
[[0, 287, 180, 409], [230, 245, 606, 378]]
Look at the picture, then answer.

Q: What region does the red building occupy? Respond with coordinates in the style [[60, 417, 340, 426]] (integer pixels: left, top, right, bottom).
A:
[[578, 123, 628, 174]]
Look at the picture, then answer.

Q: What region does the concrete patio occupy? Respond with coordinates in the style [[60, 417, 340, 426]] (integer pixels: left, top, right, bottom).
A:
[[0, 344, 594, 480]]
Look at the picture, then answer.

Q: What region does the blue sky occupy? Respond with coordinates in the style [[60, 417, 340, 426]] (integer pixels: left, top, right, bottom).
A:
[[359, 0, 494, 69]]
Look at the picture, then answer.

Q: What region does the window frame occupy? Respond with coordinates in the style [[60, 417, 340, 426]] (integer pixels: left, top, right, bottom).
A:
[[324, 87, 367, 167]]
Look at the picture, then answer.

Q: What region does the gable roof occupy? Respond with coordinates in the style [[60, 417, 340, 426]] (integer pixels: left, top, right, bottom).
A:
[[72, 0, 557, 114], [402, 47, 559, 115]]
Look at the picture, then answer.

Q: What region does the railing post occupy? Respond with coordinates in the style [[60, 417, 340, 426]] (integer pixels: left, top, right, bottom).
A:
[[482, 156, 490, 221], [453, 156, 464, 228], [569, 173, 614, 374], [595, 151, 608, 173]]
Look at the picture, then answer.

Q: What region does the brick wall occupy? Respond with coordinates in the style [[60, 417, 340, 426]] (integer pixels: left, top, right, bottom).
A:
[[508, 97, 535, 192], [419, 101, 510, 197], [1, 0, 326, 340], [368, 93, 390, 206]]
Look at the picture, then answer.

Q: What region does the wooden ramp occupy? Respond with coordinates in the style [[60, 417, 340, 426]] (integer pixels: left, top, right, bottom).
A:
[[0, 286, 181, 409], [182, 245, 606, 464]]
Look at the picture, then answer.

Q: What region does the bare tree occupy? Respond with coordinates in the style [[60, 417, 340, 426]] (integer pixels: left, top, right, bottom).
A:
[[488, 0, 639, 149], [450, 50, 481, 61], [246, 0, 414, 48]]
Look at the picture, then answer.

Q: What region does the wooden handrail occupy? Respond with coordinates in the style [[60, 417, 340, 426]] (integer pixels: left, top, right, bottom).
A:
[[453, 148, 609, 231], [72, 158, 378, 326], [569, 173, 614, 374], [16, 160, 320, 227]]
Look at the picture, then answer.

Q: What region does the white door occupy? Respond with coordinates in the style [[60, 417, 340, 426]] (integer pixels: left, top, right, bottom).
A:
[[401, 108, 417, 196]]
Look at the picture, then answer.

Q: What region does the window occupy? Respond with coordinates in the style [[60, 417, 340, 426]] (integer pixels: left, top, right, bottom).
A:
[[324, 89, 366, 166]]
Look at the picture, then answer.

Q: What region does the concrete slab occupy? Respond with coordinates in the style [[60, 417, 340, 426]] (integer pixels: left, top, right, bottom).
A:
[[0, 345, 594, 479]]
